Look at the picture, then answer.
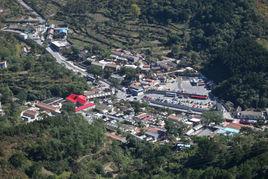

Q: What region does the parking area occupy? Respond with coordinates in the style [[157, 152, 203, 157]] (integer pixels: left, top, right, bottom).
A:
[[179, 77, 209, 95], [144, 93, 215, 110]]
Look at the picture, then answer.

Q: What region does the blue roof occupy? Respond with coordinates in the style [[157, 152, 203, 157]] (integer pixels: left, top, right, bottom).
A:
[[58, 28, 68, 34], [224, 127, 240, 134]]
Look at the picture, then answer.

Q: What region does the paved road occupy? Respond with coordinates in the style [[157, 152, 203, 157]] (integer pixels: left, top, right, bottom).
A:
[[46, 47, 87, 76], [1, 28, 27, 36]]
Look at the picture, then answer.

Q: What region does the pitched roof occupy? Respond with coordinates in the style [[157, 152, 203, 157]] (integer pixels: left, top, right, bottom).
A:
[[35, 102, 59, 113], [66, 94, 87, 104], [22, 110, 38, 119], [225, 123, 242, 130], [75, 102, 95, 112], [167, 114, 182, 122]]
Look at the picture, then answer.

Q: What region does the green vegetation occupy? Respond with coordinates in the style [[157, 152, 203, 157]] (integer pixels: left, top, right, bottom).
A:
[[202, 111, 224, 125], [0, 32, 88, 125], [0, 0, 26, 21], [0, 115, 267, 178], [0, 1, 268, 178], [0, 33, 88, 102], [0, 114, 105, 178], [205, 38, 268, 109], [20, 0, 268, 109]]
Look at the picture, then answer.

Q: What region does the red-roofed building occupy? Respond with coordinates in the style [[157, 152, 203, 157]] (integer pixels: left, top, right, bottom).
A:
[[190, 95, 208, 100], [66, 94, 95, 112], [225, 123, 243, 130], [167, 114, 182, 123], [75, 102, 95, 112], [77, 95, 87, 104], [135, 113, 154, 122], [66, 94, 77, 103], [66, 94, 87, 104]]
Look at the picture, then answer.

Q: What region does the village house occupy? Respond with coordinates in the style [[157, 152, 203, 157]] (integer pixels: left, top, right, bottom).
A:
[[129, 83, 144, 96], [140, 78, 159, 89], [157, 59, 177, 72], [105, 62, 121, 71], [66, 94, 95, 112], [21, 109, 39, 122], [91, 61, 105, 70], [50, 40, 71, 52], [144, 127, 167, 141], [167, 114, 183, 123], [35, 101, 61, 114], [135, 113, 155, 125], [0, 61, 7, 69], [111, 49, 140, 63], [110, 74, 125, 84], [140, 64, 151, 71], [237, 111, 266, 121], [0, 102, 4, 116]]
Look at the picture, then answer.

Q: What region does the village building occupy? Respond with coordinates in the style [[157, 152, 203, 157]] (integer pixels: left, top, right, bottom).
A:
[[129, 83, 144, 96], [0, 61, 7, 69], [0, 102, 4, 116], [21, 109, 39, 122], [50, 40, 71, 52], [135, 113, 155, 125], [110, 74, 125, 84], [35, 101, 61, 114], [237, 111, 265, 121], [91, 61, 105, 70], [105, 63, 120, 71], [144, 127, 167, 141], [66, 94, 95, 112], [157, 59, 177, 72], [167, 114, 183, 123], [111, 49, 140, 63], [54, 27, 68, 39]]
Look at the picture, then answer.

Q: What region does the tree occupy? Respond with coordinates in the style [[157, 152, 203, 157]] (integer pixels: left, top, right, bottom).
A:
[[0, 85, 13, 104], [131, 3, 141, 18], [87, 65, 103, 77], [62, 102, 76, 113], [9, 153, 27, 168], [165, 120, 186, 137], [202, 111, 224, 125]]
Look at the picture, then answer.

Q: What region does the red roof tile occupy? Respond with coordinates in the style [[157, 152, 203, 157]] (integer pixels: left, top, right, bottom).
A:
[[66, 94, 87, 104], [75, 102, 95, 112]]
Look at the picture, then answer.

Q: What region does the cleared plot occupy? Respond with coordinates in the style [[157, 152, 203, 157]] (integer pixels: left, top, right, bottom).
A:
[[257, 38, 268, 50]]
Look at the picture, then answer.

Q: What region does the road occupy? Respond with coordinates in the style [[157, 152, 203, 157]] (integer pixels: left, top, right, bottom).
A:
[[46, 47, 87, 76], [1, 28, 88, 76], [1, 28, 27, 36], [3, 0, 113, 93], [17, 0, 46, 24]]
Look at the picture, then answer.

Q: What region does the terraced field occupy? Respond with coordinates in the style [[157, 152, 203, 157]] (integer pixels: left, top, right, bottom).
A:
[[23, 0, 188, 58], [0, 0, 27, 27], [257, 0, 268, 17]]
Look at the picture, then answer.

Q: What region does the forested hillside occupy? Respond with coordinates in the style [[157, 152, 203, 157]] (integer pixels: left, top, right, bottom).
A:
[[204, 38, 268, 109], [0, 114, 267, 178], [0, 32, 88, 125]]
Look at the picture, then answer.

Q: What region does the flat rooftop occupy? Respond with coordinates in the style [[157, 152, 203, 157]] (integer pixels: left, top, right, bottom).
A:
[[51, 40, 70, 47]]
